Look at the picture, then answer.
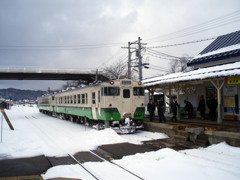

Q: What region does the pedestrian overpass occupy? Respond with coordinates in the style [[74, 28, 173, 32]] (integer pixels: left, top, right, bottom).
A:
[[0, 66, 108, 83]]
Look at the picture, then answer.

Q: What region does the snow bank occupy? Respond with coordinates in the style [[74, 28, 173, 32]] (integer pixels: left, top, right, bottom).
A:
[[42, 143, 240, 180]]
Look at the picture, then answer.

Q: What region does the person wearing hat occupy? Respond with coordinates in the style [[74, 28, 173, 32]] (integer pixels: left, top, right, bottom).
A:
[[157, 98, 166, 123], [147, 99, 155, 122], [184, 100, 193, 119], [170, 97, 179, 122]]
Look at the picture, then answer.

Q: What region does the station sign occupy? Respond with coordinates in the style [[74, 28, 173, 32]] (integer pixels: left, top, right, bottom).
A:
[[225, 75, 240, 85]]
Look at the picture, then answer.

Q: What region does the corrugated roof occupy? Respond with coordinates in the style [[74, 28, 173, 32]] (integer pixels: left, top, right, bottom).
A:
[[188, 30, 240, 66]]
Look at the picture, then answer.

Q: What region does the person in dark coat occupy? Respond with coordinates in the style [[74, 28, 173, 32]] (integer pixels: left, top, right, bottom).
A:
[[147, 99, 155, 122], [170, 97, 179, 122], [157, 98, 166, 123], [197, 95, 206, 120], [207, 96, 218, 121], [184, 100, 193, 119]]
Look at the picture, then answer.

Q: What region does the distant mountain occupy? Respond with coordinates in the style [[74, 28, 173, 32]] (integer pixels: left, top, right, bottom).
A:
[[0, 88, 48, 101]]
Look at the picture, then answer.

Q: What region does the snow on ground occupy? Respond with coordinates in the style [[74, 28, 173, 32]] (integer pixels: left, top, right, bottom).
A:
[[1, 105, 240, 180], [0, 105, 167, 159]]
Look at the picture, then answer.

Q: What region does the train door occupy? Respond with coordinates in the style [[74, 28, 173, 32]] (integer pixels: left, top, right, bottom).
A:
[[91, 91, 97, 120], [122, 88, 133, 118], [97, 90, 101, 117]]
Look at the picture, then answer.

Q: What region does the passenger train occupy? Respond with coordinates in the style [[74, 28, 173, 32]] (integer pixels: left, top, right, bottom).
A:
[[38, 79, 145, 133]]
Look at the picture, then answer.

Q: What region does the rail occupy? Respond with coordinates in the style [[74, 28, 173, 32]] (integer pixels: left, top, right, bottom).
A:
[[25, 114, 143, 180]]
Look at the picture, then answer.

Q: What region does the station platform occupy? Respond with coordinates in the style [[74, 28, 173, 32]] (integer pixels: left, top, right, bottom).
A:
[[143, 116, 240, 147], [0, 155, 50, 179]]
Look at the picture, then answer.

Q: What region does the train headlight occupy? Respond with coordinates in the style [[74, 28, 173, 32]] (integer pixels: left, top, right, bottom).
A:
[[110, 81, 114, 85], [138, 81, 142, 85]]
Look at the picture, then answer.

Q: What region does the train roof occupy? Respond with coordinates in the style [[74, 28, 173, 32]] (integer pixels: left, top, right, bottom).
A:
[[39, 79, 142, 98]]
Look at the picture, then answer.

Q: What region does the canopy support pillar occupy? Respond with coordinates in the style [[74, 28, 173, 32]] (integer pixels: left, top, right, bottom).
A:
[[210, 79, 224, 124]]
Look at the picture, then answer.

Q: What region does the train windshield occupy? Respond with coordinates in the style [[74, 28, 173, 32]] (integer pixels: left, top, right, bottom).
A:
[[133, 87, 145, 96], [103, 87, 120, 96]]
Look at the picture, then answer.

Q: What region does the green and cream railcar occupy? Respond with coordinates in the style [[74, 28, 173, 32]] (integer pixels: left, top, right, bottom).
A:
[[38, 79, 145, 133]]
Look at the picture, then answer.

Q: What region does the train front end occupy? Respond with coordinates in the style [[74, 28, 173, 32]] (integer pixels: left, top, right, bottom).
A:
[[101, 79, 145, 133]]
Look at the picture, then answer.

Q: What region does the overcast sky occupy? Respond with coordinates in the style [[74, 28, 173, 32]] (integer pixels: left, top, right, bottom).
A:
[[0, 0, 239, 90]]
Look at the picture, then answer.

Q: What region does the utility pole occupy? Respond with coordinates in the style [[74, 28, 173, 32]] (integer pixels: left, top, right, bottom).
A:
[[138, 37, 143, 81], [122, 37, 148, 81], [127, 42, 131, 79]]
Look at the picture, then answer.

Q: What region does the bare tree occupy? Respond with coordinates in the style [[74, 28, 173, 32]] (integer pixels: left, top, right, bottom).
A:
[[170, 54, 193, 73], [103, 59, 138, 80], [102, 59, 128, 80]]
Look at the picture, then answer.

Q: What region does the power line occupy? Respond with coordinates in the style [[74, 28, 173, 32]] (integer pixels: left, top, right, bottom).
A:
[[147, 64, 171, 73], [98, 48, 127, 69], [0, 43, 124, 51], [1, 10, 239, 52], [146, 52, 179, 61], [145, 10, 240, 43], [147, 36, 216, 48], [146, 48, 180, 59]]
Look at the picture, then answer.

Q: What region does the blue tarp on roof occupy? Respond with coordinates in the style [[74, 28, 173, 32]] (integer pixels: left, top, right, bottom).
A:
[[188, 30, 240, 66]]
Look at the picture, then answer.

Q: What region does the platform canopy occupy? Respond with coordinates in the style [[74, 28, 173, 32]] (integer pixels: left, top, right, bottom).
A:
[[142, 61, 240, 87]]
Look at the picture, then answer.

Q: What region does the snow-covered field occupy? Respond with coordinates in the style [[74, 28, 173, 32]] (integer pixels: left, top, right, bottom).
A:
[[1, 105, 240, 180]]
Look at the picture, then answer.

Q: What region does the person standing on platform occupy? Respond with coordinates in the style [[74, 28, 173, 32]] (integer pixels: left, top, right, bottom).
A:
[[170, 97, 179, 122], [207, 96, 218, 121], [184, 100, 193, 119], [157, 98, 166, 123], [197, 95, 206, 120], [147, 99, 155, 122]]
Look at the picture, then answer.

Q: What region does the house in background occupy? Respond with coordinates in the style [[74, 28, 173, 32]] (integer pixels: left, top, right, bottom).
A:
[[143, 30, 240, 124]]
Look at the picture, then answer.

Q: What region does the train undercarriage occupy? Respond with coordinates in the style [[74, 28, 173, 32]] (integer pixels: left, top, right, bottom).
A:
[[39, 110, 143, 134]]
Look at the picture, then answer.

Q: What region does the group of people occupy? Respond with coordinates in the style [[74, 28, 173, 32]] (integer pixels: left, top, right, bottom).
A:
[[147, 97, 179, 123], [147, 98, 166, 122], [147, 95, 218, 122], [198, 95, 218, 121]]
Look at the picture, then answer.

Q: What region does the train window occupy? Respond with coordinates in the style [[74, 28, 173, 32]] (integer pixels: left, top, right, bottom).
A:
[[82, 94, 85, 104], [133, 87, 145, 96], [78, 94, 81, 104], [74, 95, 76, 104], [123, 89, 130, 98], [122, 81, 131, 85], [92, 92, 96, 104], [104, 87, 120, 96], [86, 93, 88, 104], [98, 91, 100, 103]]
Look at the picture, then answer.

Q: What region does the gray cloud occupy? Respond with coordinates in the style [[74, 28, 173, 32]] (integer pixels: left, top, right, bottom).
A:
[[0, 0, 239, 90]]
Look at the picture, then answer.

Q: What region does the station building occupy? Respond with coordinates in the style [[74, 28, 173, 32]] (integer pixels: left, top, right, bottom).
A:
[[143, 30, 240, 124]]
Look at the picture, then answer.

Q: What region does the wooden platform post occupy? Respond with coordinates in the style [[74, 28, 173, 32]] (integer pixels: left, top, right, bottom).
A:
[[1, 109, 14, 130]]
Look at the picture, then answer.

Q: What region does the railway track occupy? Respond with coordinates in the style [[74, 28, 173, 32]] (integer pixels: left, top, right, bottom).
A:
[[25, 115, 144, 180]]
